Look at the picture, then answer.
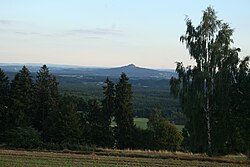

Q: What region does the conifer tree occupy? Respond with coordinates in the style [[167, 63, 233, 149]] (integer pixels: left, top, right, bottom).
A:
[[47, 95, 82, 144], [0, 68, 10, 142], [0, 69, 9, 108], [33, 65, 59, 141], [114, 73, 134, 149], [101, 77, 115, 146], [9, 66, 34, 128], [85, 98, 107, 146]]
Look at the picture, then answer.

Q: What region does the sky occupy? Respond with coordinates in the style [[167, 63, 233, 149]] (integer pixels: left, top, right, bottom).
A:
[[0, 0, 249, 69]]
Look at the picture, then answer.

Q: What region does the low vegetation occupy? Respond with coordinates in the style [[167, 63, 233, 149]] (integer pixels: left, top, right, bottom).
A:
[[0, 149, 249, 167]]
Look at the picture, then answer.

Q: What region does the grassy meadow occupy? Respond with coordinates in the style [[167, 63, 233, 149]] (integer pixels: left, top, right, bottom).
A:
[[0, 149, 249, 167]]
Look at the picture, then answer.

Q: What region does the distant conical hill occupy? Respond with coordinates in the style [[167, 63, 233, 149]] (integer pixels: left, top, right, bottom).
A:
[[0, 63, 176, 79]]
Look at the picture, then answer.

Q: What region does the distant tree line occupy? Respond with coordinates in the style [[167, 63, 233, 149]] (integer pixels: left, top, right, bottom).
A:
[[170, 7, 250, 157], [56, 75, 184, 124], [0, 65, 182, 151]]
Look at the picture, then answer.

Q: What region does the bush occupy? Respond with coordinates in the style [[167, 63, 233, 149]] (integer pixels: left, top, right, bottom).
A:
[[148, 120, 183, 151], [43, 142, 63, 150], [6, 126, 42, 149], [148, 109, 183, 151], [43, 142, 96, 151], [132, 127, 152, 150]]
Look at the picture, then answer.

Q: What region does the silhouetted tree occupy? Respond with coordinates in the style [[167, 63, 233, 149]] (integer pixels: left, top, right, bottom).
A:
[[0, 68, 10, 142], [33, 65, 59, 141], [46, 95, 82, 144], [9, 66, 34, 128], [114, 73, 134, 149], [230, 57, 250, 157], [101, 77, 115, 147], [171, 6, 249, 155], [84, 98, 113, 147]]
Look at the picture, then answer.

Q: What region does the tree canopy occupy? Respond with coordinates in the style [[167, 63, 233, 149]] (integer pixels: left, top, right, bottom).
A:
[[171, 6, 250, 156]]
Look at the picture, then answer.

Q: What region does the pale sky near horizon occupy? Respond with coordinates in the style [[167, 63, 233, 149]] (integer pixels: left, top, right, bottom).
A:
[[0, 0, 249, 69]]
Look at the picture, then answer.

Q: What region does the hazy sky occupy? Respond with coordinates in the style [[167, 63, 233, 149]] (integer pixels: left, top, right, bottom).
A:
[[0, 0, 249, 69]]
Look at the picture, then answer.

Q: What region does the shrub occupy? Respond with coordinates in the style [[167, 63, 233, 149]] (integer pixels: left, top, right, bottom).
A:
[[148, 109, 183, 151], [132, 127, 152, 150], [6, 126, 42, 149], [43, 142, 62, 150]]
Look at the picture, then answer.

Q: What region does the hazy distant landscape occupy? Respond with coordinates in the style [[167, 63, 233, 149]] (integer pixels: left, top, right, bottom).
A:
[[1, 63, 184, 123], [0, 63, 176, 78]]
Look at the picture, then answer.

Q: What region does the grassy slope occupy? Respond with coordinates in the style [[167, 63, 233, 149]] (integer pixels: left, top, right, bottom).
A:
[[0, 149, 248, 167]]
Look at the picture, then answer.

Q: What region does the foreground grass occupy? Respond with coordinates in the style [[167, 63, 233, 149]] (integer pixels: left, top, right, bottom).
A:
[[0, 149, 249, 167]]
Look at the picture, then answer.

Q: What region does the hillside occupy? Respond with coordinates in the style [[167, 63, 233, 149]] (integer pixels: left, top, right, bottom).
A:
[[0, 63, 176, 79], [91, 64, 175, 78]]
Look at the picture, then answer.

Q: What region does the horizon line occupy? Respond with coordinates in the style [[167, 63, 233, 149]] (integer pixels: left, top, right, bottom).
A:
[[0, 62, 176, 71]]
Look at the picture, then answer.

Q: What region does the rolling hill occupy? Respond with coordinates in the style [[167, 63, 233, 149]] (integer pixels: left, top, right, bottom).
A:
[[0, 63, 176, 79]]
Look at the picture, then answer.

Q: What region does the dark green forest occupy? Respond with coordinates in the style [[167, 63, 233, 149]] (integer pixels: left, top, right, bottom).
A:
[[57, 76, 184, 124], [3, 71, 185, 124], [0, 65, 183, 151]]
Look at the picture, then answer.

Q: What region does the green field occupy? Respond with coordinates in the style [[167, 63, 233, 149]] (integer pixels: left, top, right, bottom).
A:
[[134, 118, 184, 131], [0, 149, 248, 167], [175, 124, 185, 131], [134, 118, 149, 129]]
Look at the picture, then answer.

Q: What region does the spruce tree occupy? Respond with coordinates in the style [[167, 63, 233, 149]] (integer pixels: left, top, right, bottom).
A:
[[0, 68, 10, 142], [85, 99, 103, 146], [114, 73, 134, 149], [33, 65, 59, 141], [47, 95, 82, 144], [9, 66, 34, 128], [0, 68, 9, 108], [101, 77, 115, 147]]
